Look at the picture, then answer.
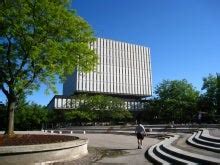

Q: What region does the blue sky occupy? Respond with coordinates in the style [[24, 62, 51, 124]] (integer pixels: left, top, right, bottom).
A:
[[0, 0, 219, 105]]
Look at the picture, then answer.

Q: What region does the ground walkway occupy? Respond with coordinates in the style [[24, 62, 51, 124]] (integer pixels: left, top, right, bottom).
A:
[[56, 133, 160, 164], [2, 126, 220, 164]]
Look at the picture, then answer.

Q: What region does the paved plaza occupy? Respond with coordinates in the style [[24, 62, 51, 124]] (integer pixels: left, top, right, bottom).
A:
[[45, 127, 220, 164], [70, 133, 160, 164], [1, 128, 220, 164]]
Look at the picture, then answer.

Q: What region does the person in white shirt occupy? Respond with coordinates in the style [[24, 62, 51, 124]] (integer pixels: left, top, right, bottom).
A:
[[135, 121, 146, 149]]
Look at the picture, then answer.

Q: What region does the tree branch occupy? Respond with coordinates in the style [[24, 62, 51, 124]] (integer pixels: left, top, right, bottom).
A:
[[0, 69, 10, 84], [14, 44, 29, 78], [16, 61, 41, 96], [14, 0, 37, 78], [16, 73, 37, 96], [1, 0, 6, 5], [6, 36, 14, 83], [0, 83, 9, 98]]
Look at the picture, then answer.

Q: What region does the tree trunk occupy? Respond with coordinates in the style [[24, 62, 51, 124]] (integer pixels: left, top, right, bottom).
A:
[[5, 98, 16, 136]]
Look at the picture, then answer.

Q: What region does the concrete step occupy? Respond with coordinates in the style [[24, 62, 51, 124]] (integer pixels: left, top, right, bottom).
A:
[[147, 135, 197, 164], [54, 125, 210, 133], [200, 129, 220, 143], [195, 131, 220, 147], [55, 124, 220, 129], [147, 134, 220, 164], [147, 140, 170, 165], [174, 134, 220, 158], [49, 127, 199, 134], [162, 142, 220, 164], [156, 138, 195, 164], [187, 131, 220, 153]]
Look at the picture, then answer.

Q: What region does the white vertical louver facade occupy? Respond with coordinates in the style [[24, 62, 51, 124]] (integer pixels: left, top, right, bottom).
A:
[[63, 38, 152, 97]]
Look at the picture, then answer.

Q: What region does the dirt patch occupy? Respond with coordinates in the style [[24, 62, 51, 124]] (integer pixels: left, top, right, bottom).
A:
[[0, 134, 78, 146]]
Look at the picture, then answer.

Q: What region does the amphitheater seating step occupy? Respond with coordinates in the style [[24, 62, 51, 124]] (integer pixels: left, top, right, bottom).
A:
[[187, 129, 220, 153], [147, 134, 220, 164]]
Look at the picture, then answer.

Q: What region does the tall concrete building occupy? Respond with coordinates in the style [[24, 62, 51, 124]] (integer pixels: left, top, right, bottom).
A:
[[48, 38, 152, 111]]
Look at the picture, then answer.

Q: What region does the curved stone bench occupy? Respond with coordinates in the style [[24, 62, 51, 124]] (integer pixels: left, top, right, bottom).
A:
[[157, 143, 195, 164], [187, 131, 220, 153], [159, 136, 197, 164], [162, 142, 220, 164], [200, 129, 220, 143], [148, 133, 220, 164], [0, 137, 88, 165], [147, 135, 196, 164], [147, 138, 170, 164], [195, 130, 220, 147]]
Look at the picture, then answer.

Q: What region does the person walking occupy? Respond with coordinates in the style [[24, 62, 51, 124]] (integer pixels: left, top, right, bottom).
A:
[[135, 121, 146, 149]]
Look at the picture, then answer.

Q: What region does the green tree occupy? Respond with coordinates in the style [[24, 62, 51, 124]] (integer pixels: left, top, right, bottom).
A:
[[216, 73, 220, 115], [0, 0, 97, 136], [15, 103, 48, 130], [64, 110, 93, 125], [200, 74, 220, 115], [73, 94, 125, 111], [154, 79, 199, 123], [142, 100, 160, 124], [155, 79, 199, 102], [111, 110, 132, 123], [64, 94, 131, 123], [86, 95, 112, 110]]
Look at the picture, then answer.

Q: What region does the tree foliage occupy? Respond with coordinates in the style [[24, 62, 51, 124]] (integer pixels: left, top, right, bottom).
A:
[[152, 79, 199, 123], [200, 74, 220, 115], [141, 100, 160, 124], [155, 79, 199, 102], [51, 95, 132, 125], [0, 0, 97, 135], [0, 99, 48, 131], [0, 0, 97, 96], [111, 110, 132, 122], [15, 103, 48, 130], [69, 94, 126, 111], [62, 109, 132, 125]]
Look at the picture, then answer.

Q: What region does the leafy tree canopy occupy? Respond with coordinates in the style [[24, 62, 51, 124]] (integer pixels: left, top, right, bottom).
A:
[[201, 74, 217, 102], [0, 0, 97, 135], [200, 74, 220, 114], [70, 94, 126, 111], [153, 79, 199, 123], [155, 79, 199, 102], [0, 0, 97, 97], [15, 103, 48, 130]]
